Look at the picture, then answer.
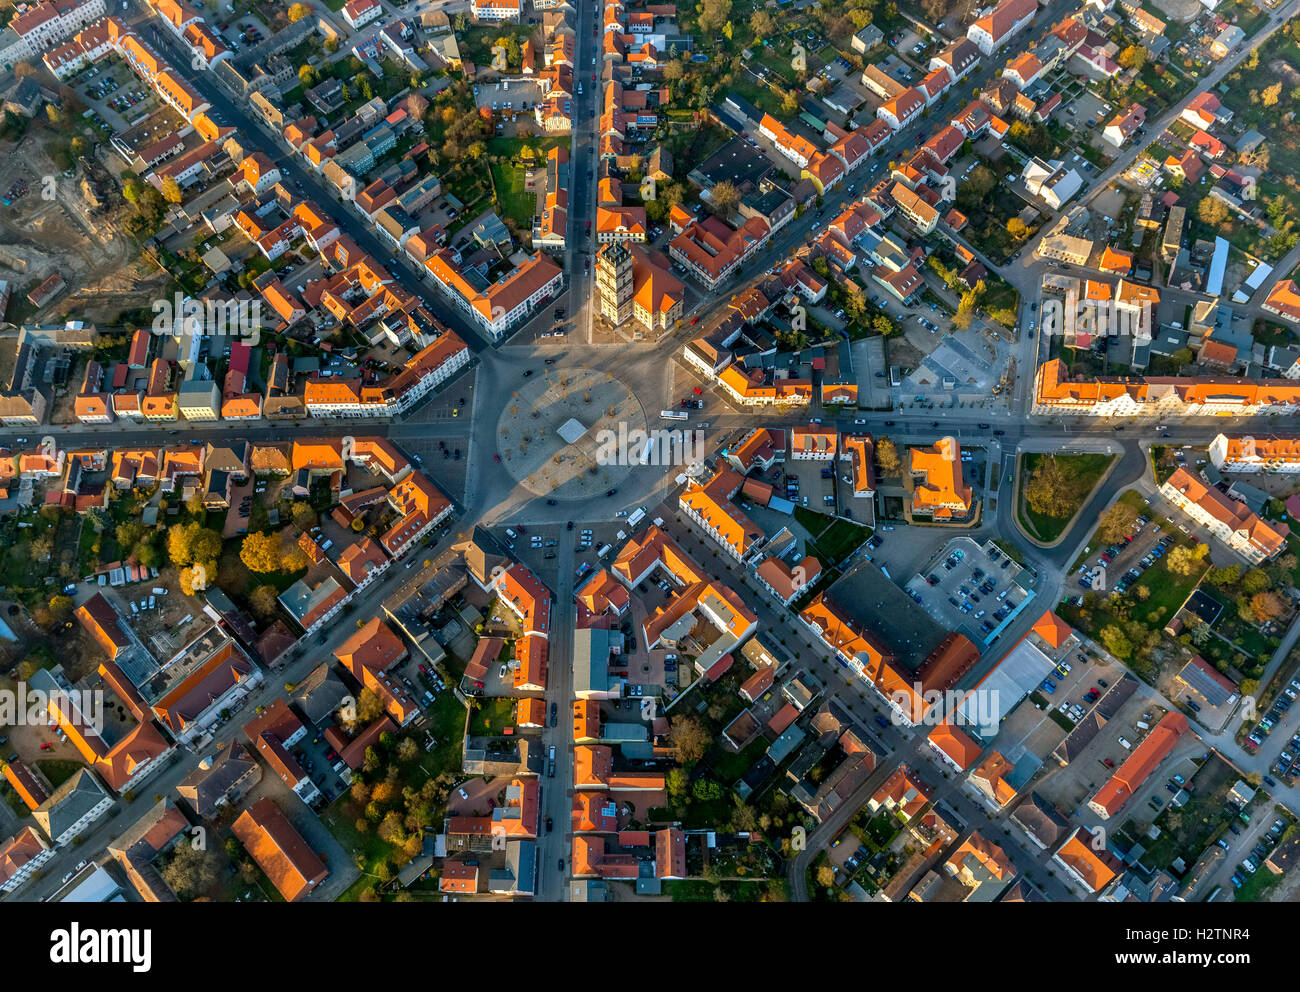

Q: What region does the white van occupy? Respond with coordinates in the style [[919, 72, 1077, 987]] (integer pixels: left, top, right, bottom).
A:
[[506, 528, 518, 540]]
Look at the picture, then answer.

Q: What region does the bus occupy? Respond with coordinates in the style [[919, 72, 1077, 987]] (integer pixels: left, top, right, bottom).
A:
[[660, 409, 688, 420]]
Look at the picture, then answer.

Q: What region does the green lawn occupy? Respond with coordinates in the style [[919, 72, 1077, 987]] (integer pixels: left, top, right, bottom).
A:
[[468, 696, 515, 737], [36, 759, 82, 789], [488, 160, 538, 227], [1017, 453, 1115, 543]]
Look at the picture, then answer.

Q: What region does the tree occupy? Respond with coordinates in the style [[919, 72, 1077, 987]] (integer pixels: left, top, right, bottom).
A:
[[249, 585, 279, 621], [454, 11, 468, 31], [952, 290, 979, 330], [291, 502, 318, 531], [1197, 197, 1229, 227], [666, 767, 689, 800], [780, 89, 799, 116], [1099, 624, 1132, 660], [710, 180, 740, 216], [876, 438, 901, 476], [167, 521, 220, 567], [1250, 591, 1285, 622], [816, 865, 836, 888], [692, 778, 723, 801], [161, 837, 220, 899], [47, 595, 74, 624], [288, 1, 311, 20], [398, 738, 419, 763], [1006, 217, 1029, 240], [749, 9, 776, 36], [299, 65, 318, 88], [160, 176, 183, 204], [965, 164, 996, 199], [1023, 455, 1081, 519], [1262, 81, 1283, 108], [240, 531, 284, 574], [1118, 45, 1147, 71], [670, 715, 711, 763], [1097, 503, 1138, 544], [356, 688, 385, 725], [699, 0, 733, 34], [1165, 543, 1208, 577]]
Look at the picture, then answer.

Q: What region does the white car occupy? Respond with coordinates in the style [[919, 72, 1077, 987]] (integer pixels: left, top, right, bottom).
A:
[[499, 664, 508, 679]]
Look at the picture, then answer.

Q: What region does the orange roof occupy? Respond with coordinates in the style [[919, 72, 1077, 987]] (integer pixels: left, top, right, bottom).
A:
[[1032, 611, 1073, 649], [1163, 466, 1287, 558], [927, 720, 983, 771], [334, 617, 406, 677], [679, 467, 763, 557], [909, 440, 972, 514], [1055, 827, 1119, 892], [230, 798, 328, 901], [1089, 712, 1189, 817], [842, 434, 876, 495], [756, 554, 821, 601], [972, 750, 1019, 807], [1098, 245, 1133, 275], [573, 699, 601, 741]]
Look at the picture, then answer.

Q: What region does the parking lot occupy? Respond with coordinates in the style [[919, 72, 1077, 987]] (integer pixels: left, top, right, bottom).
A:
[[1069, 510, 1168, 602], [905, 537, 1029, 644]]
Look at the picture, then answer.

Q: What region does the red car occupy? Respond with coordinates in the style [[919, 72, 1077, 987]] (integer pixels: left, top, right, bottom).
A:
[[1102, 758, 1115, 768], [586, 219, 591, 233], [592, 73, 596, 82], [40, 742, 53, 750], [494, 454, 501, 462], [690, 316, 699, 325]]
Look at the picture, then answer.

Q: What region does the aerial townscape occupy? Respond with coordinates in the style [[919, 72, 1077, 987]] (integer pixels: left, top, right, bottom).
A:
[[1, 0, 1300, 934]]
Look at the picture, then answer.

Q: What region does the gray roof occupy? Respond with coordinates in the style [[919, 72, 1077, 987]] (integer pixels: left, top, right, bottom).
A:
[[176, 740, 260, 818], [34, 769, 110, 840], [1051, 674, 1139, 765], [290, 664, 351, 726], [1009, 792, 1070, 848]]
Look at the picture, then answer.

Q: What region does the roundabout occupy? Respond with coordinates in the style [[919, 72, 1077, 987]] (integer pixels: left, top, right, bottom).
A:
[[494, 365, 648, 500]]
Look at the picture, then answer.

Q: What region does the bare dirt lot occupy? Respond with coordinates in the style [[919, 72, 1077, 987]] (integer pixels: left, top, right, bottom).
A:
[[0, 124, 162, 328]]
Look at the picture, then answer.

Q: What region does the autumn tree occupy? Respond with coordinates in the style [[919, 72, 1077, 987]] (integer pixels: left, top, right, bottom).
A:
[[167, 521, 221, 567], [1006, 217, 1029, 240], [1118, 45, 1148, 71], [288, 2, 312, 20], [240, 531, 284, 573], [699, 0, 733, 34], [710, 180, 741, 216], [875, 438, 901, 476], [1099, 624, 1132, 660], [1023, 455, 1080, 518], [1198, 197, 1229, 227], [1262, 82, 1283, 108], [1165, 543, 1209, 577], [1097, 503, 1138, 544], [160, 177, 183, 204], [161, 837, 220, 899], [1249, 591, 1285, 623], [670, 715, 711, 763], [749, 9, 776, 37], [248, 585, 279, 621], [356, 687, 386, 725]]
